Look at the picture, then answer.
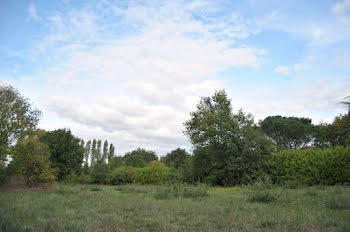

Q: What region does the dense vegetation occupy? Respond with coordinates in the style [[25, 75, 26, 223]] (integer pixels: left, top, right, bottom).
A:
[[0, 84, 349, 187]]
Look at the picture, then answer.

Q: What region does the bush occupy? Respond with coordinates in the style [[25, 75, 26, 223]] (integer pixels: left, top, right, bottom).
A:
[[10, 137, 58, 187], [268, 146, 350, 185], [107, 166, 135, 185], [90, 161, 108, 184], [64, 172, 92, 184], [132, 162, 171, 184], [247, 177, 277, 203]]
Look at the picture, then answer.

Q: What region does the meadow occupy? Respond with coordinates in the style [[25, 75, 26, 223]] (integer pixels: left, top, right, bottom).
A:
[[1, 184, 350, 232]]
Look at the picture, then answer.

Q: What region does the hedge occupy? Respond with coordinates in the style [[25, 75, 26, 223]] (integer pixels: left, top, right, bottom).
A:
[[268, 146, 350, 185]]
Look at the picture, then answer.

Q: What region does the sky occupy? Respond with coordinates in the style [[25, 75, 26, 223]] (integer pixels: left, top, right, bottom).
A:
[[1, 0, 350, 156]]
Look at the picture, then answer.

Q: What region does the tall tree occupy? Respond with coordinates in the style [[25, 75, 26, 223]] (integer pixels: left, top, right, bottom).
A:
[[84, 140, 91, 170], [108, 143, 115, 163], [91, 139, 97, 166], [103, 140, 108, 162], [41, 129, 84, 180], [260, 116, 314, 149], [0, 85, 41, 163], [97, 140, 102, 161], [184, 90, 272, 185]]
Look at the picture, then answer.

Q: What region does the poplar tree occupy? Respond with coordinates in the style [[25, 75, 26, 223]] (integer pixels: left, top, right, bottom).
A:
[[108, 143, 115, 163], [103, 140, 108, 162], [85, 140, 91, 169], [97, 140, 102, 161], [91, 139, 97, 166]]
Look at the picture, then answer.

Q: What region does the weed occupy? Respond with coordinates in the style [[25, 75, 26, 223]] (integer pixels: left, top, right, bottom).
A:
[[154, 183, 208, 200], [90, 187, 102, 192], [247, 176, 279, 203]]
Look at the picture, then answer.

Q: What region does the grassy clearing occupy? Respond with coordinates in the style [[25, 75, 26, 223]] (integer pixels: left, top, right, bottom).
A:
[[0, 184, 349, 232]]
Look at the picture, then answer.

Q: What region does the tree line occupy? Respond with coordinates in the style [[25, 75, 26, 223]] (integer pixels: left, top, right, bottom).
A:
[[0, 85, 349, 187]]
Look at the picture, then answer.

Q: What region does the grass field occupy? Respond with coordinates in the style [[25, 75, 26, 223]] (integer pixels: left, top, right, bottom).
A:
[[0, 184, 349, 232]]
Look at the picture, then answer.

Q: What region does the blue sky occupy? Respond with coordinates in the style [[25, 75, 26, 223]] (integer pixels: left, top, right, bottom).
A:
[[1, 0, 350, 155]]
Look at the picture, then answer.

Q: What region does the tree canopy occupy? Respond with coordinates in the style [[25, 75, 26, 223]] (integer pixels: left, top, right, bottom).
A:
[[184, 90, 272, 185], [0, 85, 41, 162], [41, 129, 84, 180], [260, 115, 314, 149], [122, 148, 158, 167], [161, 148, 190, 169]]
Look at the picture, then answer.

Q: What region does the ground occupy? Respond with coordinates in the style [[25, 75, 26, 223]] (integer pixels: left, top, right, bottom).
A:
[[0, 184, 349, 232]]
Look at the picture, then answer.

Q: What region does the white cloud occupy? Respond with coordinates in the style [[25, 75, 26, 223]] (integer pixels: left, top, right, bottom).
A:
[[333, 0, 350, 25], [27, 3, 40, 21], [274, 65, 289, 75], [20, 1, 264, 155]]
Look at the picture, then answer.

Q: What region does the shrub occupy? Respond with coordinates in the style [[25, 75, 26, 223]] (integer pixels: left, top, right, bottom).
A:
[[64, 172, 92, 184], [132, 162, 171, 184], [107, 166, 135, 185], [247, 176, 277, 203], [268, 146, 350, 185], [90, 161, 108, 184], [10, 137, 58, 187]]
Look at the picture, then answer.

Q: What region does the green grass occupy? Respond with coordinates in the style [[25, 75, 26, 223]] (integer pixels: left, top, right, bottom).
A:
[[0, 184, 349, 232]]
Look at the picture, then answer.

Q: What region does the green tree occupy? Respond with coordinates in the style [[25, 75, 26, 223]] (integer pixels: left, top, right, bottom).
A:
[[123, 148, 158, 167], [260, 116, 314, 149], [108, 156, 122, 170], [41, 129, 84, 180], [84, 140, 91, 171], [97, 140, 102, 161], [9, 133, 58, 186], [103, 140, 108, 162], [184, 90, 272, 185], [108, 143, 115, 163], [0, 85, 41, 164], [315, 113, 350, 147], [91, 139, 97, 166], [161, 148, 190, 169]]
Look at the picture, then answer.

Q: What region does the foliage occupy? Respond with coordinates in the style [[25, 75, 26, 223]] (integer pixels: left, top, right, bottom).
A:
[[83, 140, 91, 173], [64, 172, 92, 184], [184, 90, 272, 186], [123, 154, 146, 167], [41, 129, 84, 180], [108, 156, 123, 170], [154, 183, 209, 199], [260, 115, 315, 149], [315, 113, 350, 147], [268, 146, 350, 185], [161, 148, 190, 169], [0, 85, 41, 163], [90, 160, 108, 184], [123, 148, 158, 167], [107, 166, 135, 185], [246, 176, 277, 203], [132, 161, 171, 184], [0, 163, 7, 186], [9, 135, 58, 186], [108, 143, 115, 163]]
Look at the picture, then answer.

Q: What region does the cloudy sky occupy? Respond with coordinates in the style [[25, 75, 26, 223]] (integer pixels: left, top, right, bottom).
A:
[[1, 0, 350, 156]]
